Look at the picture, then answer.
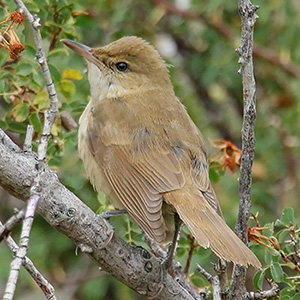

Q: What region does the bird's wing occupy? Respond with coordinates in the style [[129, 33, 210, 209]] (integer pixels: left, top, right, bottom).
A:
[[87, 125, 185, 242], [189, 149, 224, 218]]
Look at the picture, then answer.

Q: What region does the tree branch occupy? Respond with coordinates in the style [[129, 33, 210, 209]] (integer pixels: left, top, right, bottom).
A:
[[196, 264, 220, 300], [0, 128, 197, 300], [0, 209, 25, 242], [247, 283, 280, 299], [3, 1, 61, 297], [231, 0, 259, 299]]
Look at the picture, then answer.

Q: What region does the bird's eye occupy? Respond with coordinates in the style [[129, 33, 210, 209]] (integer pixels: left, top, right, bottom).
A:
[[115, 62, 128, 72]]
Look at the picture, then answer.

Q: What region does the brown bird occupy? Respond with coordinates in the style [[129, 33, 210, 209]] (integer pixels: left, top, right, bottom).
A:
[[61, 36, 261, 269]]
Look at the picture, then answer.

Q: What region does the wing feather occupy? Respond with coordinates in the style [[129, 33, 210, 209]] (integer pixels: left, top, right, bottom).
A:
[[88, 125, 185, 242]]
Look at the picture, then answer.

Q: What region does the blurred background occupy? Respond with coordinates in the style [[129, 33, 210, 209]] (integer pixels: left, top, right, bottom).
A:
[[0, 0, 299, 299]]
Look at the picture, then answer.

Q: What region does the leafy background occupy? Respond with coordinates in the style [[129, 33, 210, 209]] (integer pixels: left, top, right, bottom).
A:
[[0, 0, 299, 299]]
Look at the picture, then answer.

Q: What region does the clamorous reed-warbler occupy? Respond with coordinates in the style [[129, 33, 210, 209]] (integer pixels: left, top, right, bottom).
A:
[[61, 36, 261, 269]]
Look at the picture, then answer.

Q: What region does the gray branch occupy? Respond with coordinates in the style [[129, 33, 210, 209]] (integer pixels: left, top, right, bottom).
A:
[[196, 264, 219, 300], [3, 1, 61, 298], [14, 0, 59, 155], [247, 284, 279, 299], [0, 209, 25, 242], [231, 0, 259, 299], [0, 128, 197, 300], [0, 220, 57, 300]]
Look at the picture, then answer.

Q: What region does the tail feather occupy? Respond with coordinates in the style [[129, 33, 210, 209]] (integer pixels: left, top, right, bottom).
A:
[[174, 199, 261, 269]]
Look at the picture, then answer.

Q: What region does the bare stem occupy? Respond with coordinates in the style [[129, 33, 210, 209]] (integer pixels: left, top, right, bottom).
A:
[[2, 1, 60, 299], [231, 0, 259, 299], [0, 209, 25, 243], [23, 125, 34, 152], [247, 283, 280, 299], [0, 220, 57, 300], [196, 264, 220, 300]]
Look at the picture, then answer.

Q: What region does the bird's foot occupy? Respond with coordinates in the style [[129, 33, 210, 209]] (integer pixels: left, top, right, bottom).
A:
[[98, 209, 128, 220], [160, 242, 182, 280]]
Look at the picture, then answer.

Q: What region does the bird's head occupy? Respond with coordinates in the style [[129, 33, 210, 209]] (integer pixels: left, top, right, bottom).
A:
[[61, 36, 172, 100]]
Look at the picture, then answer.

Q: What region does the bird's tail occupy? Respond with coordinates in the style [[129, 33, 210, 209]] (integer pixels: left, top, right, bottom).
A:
[[167, 192, 261, 269]]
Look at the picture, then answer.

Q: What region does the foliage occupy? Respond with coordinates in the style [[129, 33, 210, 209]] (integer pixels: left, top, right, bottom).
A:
[[0, 0, 299, 299], [251, 208, 300, 299]]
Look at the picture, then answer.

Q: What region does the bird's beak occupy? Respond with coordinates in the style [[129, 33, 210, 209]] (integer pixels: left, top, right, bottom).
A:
[[61, 39, 101, 67]]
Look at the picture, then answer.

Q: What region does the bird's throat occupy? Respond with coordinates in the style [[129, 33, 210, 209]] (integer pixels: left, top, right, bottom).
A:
[[87, 62, 128, 102]]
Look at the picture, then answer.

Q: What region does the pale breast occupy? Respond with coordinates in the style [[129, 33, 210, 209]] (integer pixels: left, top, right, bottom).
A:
[[78, 103, 125, 210]]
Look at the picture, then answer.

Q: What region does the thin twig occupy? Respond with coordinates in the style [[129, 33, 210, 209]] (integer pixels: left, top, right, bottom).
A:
[[61, 110, 78, 131], [142, 230, 167, 258], [247, 283, 280, 299], [0, 220, 57, 300], [3, 194, 40, 300], [289, 223, 300, 266], [196, 264, 221, 300], [23, 124, 34, 152], [143, 231, 205, 299], [0, 209, 25, 242], [214, 259, 230, 300], [14, 0, 59, 162], [3, 1, 60, 299], [183, 235, 196, 275], [231, 0, 259, 299]]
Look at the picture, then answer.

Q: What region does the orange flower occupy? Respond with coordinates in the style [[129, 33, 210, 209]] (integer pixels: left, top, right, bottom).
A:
[[0, 11, 24, 29], [211, 140, 242, 173], [9, 11, 24, 27], [248, 226, 279, 250], [0, 29, 25, 59], [0, 11, 25, 59]]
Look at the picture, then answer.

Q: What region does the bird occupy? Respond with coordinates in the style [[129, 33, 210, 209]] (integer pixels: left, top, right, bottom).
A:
[[61, 36, 261, 269]]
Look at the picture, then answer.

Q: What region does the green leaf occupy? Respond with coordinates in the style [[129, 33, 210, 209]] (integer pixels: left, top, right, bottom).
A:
[[196, 246, 212, 259], [277, 228, 289, 243], [18, 76, 31, 86], [280, 296, 293, 300], [16, 63, 33, 76], [24, 2, 40, 13], [29, 112, 43, 133], [281, 286, 296, 297], [22, 45, 38, 61], [63, 69, 82, 80], [176, 247, 186, 258], [49, 64, 62, 84], [0, 79, 7, 94], [275, 208, 294, 227], [253, 270, 264, 290], [47, 48, 69, 59], [61, 24, 77, 36], [209, 161, 225, 183], [0, 119, 8, 130], [33, 72, 45, 88], [0, 70, 14, 80], [279, 208, 294, 226], [179, 236, 190, 246], [60, 79, 76, 98], [12, 103, 30, 122], [265, 248, 272, 265], [44, 20, 62, 29], [0, 50, 9, 65], [33, 91, 50, 110], [190, 274, 207, 288], [270, 262, 284, 282], [6, 118, 27, 133], [261, 223, 274, 237]]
